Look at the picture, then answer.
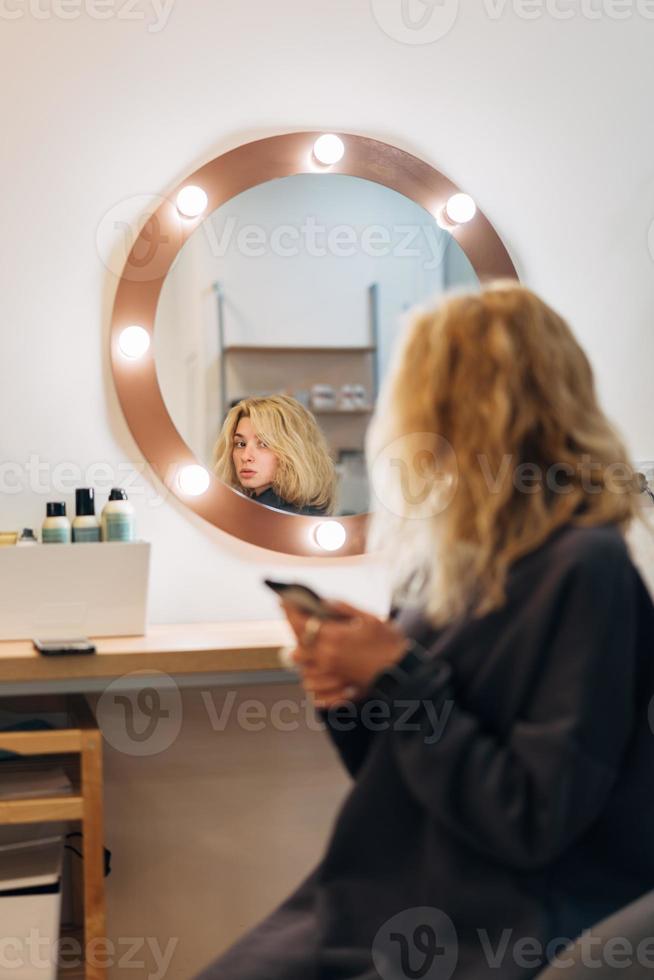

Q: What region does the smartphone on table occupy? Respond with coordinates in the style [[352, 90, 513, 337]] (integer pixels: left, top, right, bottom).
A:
[[32, 638, 97, 656]]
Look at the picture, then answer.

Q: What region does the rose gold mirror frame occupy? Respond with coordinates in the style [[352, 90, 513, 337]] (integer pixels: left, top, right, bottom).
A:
[[110, 131, 517, 557]]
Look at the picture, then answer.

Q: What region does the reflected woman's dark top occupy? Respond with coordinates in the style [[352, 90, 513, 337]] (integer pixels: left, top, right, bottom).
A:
[[251, 486, 329, 517]]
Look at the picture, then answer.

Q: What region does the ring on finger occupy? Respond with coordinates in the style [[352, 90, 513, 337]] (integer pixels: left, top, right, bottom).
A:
[[301, 615, 323, 647]]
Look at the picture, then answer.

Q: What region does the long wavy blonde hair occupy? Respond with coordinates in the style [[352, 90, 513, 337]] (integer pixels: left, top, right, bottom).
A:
[[366, 280, 648, 627], [213, 394, 337, 514]]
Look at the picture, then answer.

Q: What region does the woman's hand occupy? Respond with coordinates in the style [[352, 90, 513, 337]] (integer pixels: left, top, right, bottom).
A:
[[279, 598, 411, 709]]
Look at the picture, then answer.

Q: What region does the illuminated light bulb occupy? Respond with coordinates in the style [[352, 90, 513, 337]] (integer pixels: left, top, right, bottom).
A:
[[118, 325, 150, 359], [312, 134, 345, 166], [176, 185, 208, 218], [178, 464, 210, 496], [313, 520, 347, 552], [445, 193, 477, 225]]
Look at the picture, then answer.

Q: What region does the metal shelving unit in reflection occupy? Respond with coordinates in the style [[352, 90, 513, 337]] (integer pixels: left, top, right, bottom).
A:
[[212, 281, 381, 437]]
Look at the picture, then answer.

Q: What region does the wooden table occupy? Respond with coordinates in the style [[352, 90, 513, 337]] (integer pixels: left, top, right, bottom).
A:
[[0, 620, 296, 695], [0, 621, 297, 979]]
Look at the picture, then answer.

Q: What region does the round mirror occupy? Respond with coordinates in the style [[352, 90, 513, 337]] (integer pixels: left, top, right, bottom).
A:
[[110, 132, 516, 555], [154, 173, 479, 517]]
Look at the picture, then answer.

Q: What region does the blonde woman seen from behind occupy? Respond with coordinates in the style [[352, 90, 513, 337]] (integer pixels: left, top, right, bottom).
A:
[[194, 282, 654, 980]]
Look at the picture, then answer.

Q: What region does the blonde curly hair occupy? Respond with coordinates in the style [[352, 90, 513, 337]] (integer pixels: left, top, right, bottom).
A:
[[366, 280, 648, 626]]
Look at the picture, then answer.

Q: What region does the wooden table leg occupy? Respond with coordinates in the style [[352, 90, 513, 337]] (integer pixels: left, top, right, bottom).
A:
[[78, 706, 107, 980]]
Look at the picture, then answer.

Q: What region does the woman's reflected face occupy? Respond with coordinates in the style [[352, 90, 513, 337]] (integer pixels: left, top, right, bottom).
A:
[[232, 416, 279, 495]]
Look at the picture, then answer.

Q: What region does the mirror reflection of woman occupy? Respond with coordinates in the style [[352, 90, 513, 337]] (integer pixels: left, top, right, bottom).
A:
[[213, 394, 336, 516]]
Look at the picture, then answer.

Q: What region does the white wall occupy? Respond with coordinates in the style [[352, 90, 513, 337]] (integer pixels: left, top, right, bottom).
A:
[[1, 1, 653, 622]]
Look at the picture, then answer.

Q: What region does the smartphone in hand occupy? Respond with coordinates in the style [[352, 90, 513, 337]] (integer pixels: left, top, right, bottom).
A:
[[263, 579, 350, 620]]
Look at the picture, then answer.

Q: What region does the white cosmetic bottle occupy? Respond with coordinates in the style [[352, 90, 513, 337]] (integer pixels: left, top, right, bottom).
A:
[[42, 502, 71, 544], [101, 488, 135, 542]]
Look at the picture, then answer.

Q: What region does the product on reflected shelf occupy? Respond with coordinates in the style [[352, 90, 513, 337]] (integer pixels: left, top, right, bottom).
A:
[[351, 383, 369, 409], [338, 384, 356, 410], [42, 503, 71, 544], [310, 383, 337, 411], [101, 488, 135, 542], [0, 532, 18, 547], [72, 488, 100, 543]]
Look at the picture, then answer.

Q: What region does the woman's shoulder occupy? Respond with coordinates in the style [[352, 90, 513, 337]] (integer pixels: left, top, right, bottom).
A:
[[516, 520, 631, 579], [553, 523, 654, 620], [298, 503, 330, 516], [392, 522, 652, 656], [253, 486, 327, 516], [502, 520, 642, 617]]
